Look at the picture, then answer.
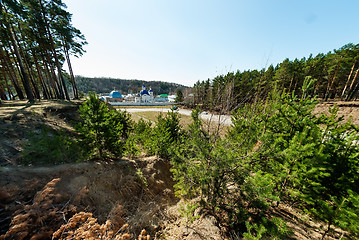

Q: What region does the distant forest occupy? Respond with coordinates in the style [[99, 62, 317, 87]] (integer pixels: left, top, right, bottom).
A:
[[191, 43, 359, 112], [75, 76, 188, 95]]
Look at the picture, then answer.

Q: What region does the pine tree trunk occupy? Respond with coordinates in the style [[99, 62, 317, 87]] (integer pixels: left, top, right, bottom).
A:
[[345, 68, 359, 100], [14, 23, 41, 100], [44, 52, 62, 99], [4, 74, 14, 99], [2, 6, 34, 102], [39, 0, 69, 100], [0, 68, 8, 100], [0, 81, 7, 100], [32, 51, 50, 99], [288, 75, 294, 93], [0, 46, 24, 99], [1, 68, 14, 99], [42, 60, 55, 99], [20, 49, 40, 99], [293, 76, 299, 95], [64, 44, 78, 99], [341, 59, 357, 100], [7, 30, 34, 102], [346, 68, 359, 100], [325, 58, 342, 100], [28, 66, 41, 99]]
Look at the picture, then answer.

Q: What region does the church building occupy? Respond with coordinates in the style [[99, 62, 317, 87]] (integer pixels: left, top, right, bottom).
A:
[[135, 85, 154, 103]]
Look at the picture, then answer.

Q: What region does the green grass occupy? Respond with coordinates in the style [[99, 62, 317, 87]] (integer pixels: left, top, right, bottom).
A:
[[21, 126, 84, 165], [129, 111, 194, 128]]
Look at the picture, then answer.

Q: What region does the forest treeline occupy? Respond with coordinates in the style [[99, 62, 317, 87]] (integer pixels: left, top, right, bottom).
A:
[[75, 76, 188, 95], [190, 43, 359, 112], [0, 0, 86, 102]]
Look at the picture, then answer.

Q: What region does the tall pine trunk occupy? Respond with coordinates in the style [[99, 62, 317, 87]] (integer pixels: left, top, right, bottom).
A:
[[39, 0, 69, 100], [32, 51, 50, 99], [325, 57, 342, 100], [64, 44, 78, 99], [44, 52, 62, 98], [15, 23, 41, 99], [1, 5, 34, 102], [288, 75, 294, 93], [346, 68, 359, 100], [1, 68, 11, 99], [341, 59, 357, 100], [0, 46, 24, 99], [3, 73, 14, 100]]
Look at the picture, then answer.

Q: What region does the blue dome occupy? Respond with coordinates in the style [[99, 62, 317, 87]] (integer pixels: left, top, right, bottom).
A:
[[140, 90, 149, 95], [109, 90, 122, 98]]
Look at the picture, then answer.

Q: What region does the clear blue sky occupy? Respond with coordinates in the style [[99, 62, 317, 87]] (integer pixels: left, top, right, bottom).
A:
[[62, 0, 359, 87]]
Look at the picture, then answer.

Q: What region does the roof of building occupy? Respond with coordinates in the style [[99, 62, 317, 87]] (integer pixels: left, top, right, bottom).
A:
[[159, 94, 169, 98], [140, 89, 149, 95], [109, 90, 122, 98]]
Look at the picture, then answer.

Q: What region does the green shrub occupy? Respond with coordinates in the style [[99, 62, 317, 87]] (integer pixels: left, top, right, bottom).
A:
[[179, 201, 200, 225], [132, 118, 156, 155], [124, 135, 141, 158], [153, 110, 183, 159], [76, 92, 132, 159], [172, 92, 359, 238]]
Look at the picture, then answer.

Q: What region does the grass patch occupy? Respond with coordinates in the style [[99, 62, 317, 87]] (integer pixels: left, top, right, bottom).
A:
[[128, 110, 228, 135], [129, 111, 194, 129], [22, 126, 84, 165], [130, 111, 161, 123]]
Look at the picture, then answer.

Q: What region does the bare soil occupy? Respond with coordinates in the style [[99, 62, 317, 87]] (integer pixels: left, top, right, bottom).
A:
[[1, 100, 359, 239], [313, 100, 359, 125]]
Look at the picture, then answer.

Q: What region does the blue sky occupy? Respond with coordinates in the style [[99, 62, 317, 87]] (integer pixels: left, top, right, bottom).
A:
[[62, 0, 359, 87]]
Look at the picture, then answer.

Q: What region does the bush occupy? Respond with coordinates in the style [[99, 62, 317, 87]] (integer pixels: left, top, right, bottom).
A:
[[132, 118, 155, 156], [153, 110, 183, 159], [171, 92, 359, 238], [76, 92, 132, 159]]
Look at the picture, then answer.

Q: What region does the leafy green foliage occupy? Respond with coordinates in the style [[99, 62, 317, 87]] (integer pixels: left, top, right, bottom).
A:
[[179, 202, 200, 224], [76, 92, 132, 159]]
